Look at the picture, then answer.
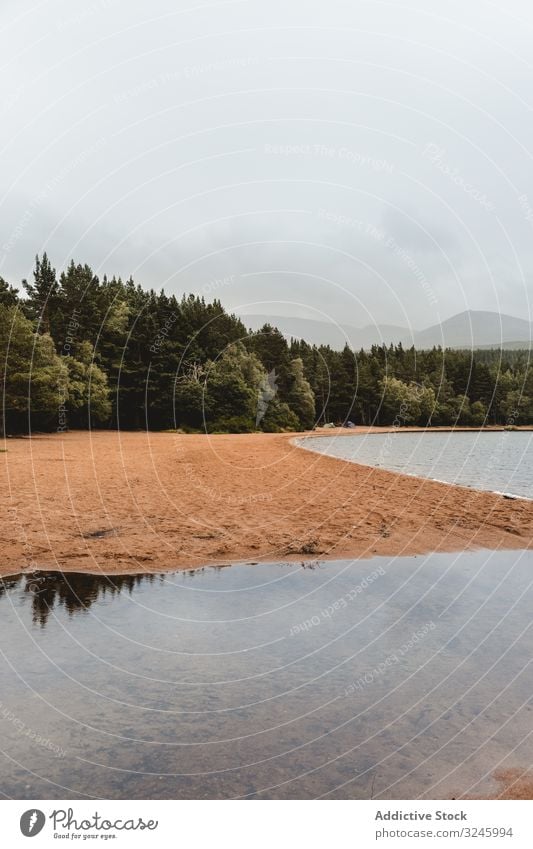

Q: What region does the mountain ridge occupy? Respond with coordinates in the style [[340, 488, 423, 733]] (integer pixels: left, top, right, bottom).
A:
[[238, 309, 533, 350]]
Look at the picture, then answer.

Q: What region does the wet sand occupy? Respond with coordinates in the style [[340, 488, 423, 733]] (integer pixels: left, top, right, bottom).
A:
[[467, 769, 533, 800], [1, 429, 532, 576]]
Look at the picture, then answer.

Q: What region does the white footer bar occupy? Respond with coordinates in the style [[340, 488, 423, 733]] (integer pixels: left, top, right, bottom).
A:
[[2, 799, 531, 848]]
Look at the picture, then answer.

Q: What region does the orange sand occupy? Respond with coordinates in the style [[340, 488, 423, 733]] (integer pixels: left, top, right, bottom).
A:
[[1, 429, 532, 576]]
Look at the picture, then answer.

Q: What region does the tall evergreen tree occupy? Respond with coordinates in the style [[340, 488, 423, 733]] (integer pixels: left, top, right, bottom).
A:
[[22, 253, 59, 334], [2, 251, 533, 433], [0, 276, 19, 307]]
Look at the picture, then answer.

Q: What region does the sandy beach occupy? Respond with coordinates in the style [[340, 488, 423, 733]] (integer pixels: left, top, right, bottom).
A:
[[1, 428, 532, 577]]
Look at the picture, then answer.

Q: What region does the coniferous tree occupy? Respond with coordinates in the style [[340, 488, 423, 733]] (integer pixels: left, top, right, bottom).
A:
[[0, 276, 19, 307], [2, 251, 533, 433], [22, 253, 60, 334]]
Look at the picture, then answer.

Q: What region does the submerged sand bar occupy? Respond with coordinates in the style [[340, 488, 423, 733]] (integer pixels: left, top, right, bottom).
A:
[[1, 429, 532, 576]]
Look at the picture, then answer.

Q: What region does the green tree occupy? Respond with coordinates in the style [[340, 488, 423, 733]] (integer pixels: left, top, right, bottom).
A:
[[0, 276, 19, 307], [379, 377, 419, 425], [287, 357, 316, 429], [260, 399, 300, 432], [22, 253, 60, 334], [501, 390, 533, 425], [204, 343, 260, 430], [0, 305, 67, 435], [470, 400, 487, 426], [64, 341, 111, 427]]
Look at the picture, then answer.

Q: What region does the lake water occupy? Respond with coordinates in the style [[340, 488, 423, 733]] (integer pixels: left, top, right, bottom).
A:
[[1, 550, 532, 799], [298, 431, 533, 499]]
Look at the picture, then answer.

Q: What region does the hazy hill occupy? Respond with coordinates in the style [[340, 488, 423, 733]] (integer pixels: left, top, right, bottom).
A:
[[240, 310, 533, 350], [415, 310, 533, 349]]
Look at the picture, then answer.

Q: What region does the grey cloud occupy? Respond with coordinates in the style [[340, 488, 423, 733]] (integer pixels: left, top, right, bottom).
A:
[[1, 0, 533, 329]]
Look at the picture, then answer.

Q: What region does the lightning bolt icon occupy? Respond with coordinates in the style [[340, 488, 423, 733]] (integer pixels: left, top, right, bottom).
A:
[[28, 811, 38, 833]]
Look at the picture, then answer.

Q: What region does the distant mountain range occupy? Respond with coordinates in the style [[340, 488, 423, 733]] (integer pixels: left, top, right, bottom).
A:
[[239, 310, 533, 351]]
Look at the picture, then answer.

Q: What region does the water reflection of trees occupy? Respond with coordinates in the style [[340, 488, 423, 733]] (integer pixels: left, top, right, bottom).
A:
[[0, 564, 260, 626], [0, 572, 162, 627]]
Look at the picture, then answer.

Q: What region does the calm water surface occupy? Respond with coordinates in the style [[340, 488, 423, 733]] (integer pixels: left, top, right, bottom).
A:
[[0, 550, 532, 799], [298, 431, 533, 499]]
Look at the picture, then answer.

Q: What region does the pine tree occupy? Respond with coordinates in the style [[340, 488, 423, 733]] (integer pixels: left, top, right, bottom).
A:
[[22, 253, 59, 333], [0, 276, 19, 307]]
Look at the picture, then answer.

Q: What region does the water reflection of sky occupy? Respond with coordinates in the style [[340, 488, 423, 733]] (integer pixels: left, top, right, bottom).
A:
[[0, 550, 531, 800]]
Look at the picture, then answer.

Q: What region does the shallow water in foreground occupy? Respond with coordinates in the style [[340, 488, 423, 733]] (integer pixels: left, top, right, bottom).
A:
[[299, 431, 533, 499], [0, 550, 531, 799]]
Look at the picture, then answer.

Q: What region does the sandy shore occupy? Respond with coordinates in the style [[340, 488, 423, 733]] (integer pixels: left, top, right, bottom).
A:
[[1, 428, 532, 576]]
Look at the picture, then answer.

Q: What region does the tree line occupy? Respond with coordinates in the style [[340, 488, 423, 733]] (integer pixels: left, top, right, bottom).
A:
[[1, 253, 532, 435]]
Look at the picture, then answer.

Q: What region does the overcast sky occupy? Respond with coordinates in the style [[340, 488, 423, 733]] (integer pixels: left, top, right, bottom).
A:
[[1, 0, 533, 333]]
